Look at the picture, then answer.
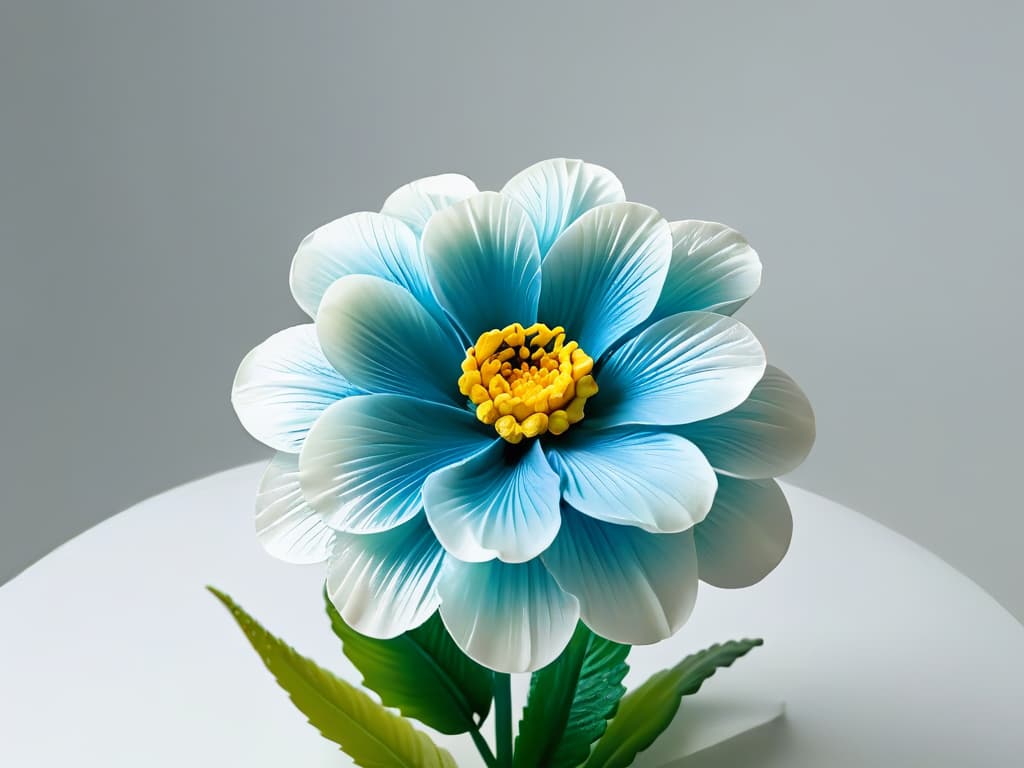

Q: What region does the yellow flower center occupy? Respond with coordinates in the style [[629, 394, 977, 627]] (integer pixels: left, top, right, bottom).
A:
[[458, 322, 598, 443]]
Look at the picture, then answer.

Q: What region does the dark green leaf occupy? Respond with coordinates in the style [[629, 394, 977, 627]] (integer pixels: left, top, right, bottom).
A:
[[208, 587, 457, 768], [325, 590, 493, 735], [584, 638, 763, 768], [513, 623, 630, 768]]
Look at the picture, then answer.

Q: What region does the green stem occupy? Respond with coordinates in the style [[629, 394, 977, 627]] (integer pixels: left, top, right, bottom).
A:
[[469, 722, 498, 768], [493, 672, 513, 768]]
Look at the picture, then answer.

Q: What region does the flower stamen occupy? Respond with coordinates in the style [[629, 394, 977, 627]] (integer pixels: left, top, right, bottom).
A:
[[458, 322, 598, 443]]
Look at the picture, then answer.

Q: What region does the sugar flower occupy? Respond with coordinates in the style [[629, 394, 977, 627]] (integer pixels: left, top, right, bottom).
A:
[[232, 159, 814, 672]]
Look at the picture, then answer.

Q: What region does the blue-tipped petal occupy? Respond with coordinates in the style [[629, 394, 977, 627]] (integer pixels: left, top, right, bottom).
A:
[[675, 365, 816, 479], [438, 558, 579, 673], [422, 191, 541, 339], [543, 505, 699, 645], [232, 324, 361, 453], [646, 220, 762, 325], [594, 311, 766, 427], [695, 476, 792, 588], [545, 428, 717, 533], [289, 211, 443, 322], [327, 516, 446, 638], [316, 274, 462, 406], [539, 202, 671, 360], [501, 158, 625, 258], [255, 453, 335, 565], [423, 439, 561, 564], [299, 394, 492, 532], [380, 173, 479, 235]]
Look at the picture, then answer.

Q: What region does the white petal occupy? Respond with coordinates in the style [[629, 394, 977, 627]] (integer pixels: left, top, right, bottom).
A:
[[539, 202, 672, 360], [648, 220, 762, 323], [695, 476, 793, 588], [232, 324, 359, 453], [289, 211, 443, 322], [422, 191, 541, 339], [255, 453, 335, 564], [423, 439, 561, 563], [501, 158, 625, 257], [676, 365, 815, 479], [299, 394, 492, 532], [316, 274, 462, 406], [545, 428, 717, 533], [594, 311, 766, 427], [380, 173, 480, 234], [543, 506, 699, 645], [438, 558, 580, 673], [326, 516, 446, 638]]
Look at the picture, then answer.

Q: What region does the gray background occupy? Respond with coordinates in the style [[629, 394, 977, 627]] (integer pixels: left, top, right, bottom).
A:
[[2, 1, 1021, 619]]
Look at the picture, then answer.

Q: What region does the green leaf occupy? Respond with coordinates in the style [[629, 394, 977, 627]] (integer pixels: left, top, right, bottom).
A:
[[209, 587, 457, 768], [325, 589, 493, 735], [584, 638, 763, 768], [512, 623, 630, 768]]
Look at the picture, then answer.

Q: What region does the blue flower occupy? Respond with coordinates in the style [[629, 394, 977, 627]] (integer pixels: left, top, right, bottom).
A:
[[232, 159, 814, 673]]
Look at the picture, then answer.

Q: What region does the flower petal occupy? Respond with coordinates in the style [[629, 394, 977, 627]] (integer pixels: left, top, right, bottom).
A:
[[423, 439, 561, 564], [289, 211, 443, 322], [694, 476, 792, 588], [316, 274, 462, 406], [500, 158, 625, 257], [380, 173, 479, 234], [326, 516, 445, 638], [675, 365, 815, 479], [300, 394, 492, 532], [594, 311, 766, 427], [255, 453, 335, 564], [422, 191, 541, 339], [438, 558, 579, 673], [544, 428, 717, 533], [232, 324, 360, 453], [647, 220, 762, 324], [539, 202, 671, 360], [543, 505, 699, 645]]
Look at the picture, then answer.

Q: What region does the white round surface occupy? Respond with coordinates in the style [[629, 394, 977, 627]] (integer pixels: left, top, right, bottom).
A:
[[1, 464, 1022, 767]]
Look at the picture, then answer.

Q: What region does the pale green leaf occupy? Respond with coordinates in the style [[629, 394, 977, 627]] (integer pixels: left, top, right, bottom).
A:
[[209, 587, 458, 768], [325, 592, 493, 735], [584, 638, 763, 768], [513, 623, 629, 768]]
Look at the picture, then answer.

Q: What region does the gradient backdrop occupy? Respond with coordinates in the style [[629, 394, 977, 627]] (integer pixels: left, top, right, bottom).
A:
[[2, 2, 1021, 619]]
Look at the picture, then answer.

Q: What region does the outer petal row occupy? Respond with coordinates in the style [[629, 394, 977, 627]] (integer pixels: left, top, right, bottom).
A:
[[232, 324, 361, 454], [501, 158, 626, 258], [289, 211, 445, 326]]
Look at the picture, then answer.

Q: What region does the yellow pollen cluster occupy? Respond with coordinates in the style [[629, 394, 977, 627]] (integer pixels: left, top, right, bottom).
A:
[[458, 322, 598, 443]]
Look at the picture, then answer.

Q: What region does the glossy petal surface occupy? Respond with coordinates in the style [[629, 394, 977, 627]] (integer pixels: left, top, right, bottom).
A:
[[300, 394, 492, 532], [255, 453, 335, 564], [543, 506, 699, 645], [595, 311, 765, 427], [695, 476, 793, 588], [501, 158, 625, 257], [539, 202, 671, 360], [647, 220, 762, 324], [438, 558, 579, 673], [316, 274, 462, 406], [380, 173, 479, 234], [422, 191, 541, 339], [545, 428, 717, 533], [289, 211, 441, 321], [676, 365, 816, 479], [423, 439, 561, 564], [326, 516, 446, 638], [232, 324, 360, 453]]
